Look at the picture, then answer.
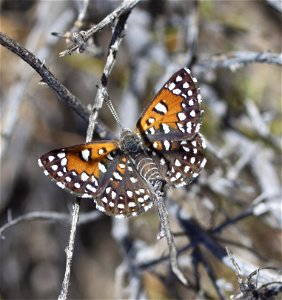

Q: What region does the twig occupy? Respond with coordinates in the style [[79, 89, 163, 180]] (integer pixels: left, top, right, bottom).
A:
[[58, 6, 133, 300], [266, 0, 282, 13], [0, 210, 101, 238], [0, 33, 90, 123], [77, 0, 90, 23], [58, 199, 81, 300], [0, 7, 74, 161], [197, 51, 282, 70], [86, 11, 131, 141], [184, 0, 199, 66], [154, 183, 188, 285], [59, 0, 140, 57], [192, 247, 225, 300]]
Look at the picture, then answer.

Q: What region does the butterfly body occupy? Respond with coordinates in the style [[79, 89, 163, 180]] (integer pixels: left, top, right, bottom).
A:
[[39, 68, 207, 217]]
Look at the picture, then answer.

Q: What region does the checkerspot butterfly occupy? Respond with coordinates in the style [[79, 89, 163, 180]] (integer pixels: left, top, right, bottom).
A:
[[38, 68, 207, 217]]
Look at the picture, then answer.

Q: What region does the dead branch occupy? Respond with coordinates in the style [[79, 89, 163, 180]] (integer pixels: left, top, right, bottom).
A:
[[197, 51, 282, 70]]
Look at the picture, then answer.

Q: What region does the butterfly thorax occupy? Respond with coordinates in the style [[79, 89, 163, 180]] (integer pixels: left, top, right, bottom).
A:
[[120, 129, 141, 153], [119, 129, 164, 188]]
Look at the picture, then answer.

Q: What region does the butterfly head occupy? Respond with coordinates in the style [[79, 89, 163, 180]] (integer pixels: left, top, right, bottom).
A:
[[120, 129, 141, 153]]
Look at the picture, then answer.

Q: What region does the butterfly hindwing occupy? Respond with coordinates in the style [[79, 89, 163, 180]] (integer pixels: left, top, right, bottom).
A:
[[94, 154, 154, 217], [136, 68, 202, 142], [146, 134, 207, 187]]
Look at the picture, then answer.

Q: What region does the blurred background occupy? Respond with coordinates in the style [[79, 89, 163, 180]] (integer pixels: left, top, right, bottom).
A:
[[0, 0, 281, 299]]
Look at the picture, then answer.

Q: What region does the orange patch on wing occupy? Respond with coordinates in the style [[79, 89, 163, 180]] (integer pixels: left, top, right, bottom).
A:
[[65, 142, 118, 178], [139, 89, 182, 131]]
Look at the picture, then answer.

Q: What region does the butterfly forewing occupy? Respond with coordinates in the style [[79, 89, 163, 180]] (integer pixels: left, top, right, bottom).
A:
[[38, 141, 119, 198], [136, 68, 202, 142]]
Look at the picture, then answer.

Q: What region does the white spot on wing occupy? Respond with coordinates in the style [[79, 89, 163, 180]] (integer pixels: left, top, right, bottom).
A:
[[130, 177, 138, 183], [201, 158, 207, 168], [184, 68, 191, 74], [51, 165, 58, 171], [184, 166, 190, 173], [155, 102, 167, 114], [173, 88, 181, 95], [186, 122, 192, 133], [162, 123, 170, 133], [57, 153, 65, 159], [178, 112, 186, 121], [81, 172, 89, 182], [113, 172, 122, 181], [190, 110, 196, 117], [168, 82, 176, 90], [98, 162, 107, 173], [127, 191, 133, 197], [164, 140, 170, 151], [57, 182, 65, 189], [61, 158, 67, 166], [175, 159, 181, 167], [38, 159, 43, 167], [86, 184, 96, 193], [176, 75, 182, 82], [81, 149, 90, 161]]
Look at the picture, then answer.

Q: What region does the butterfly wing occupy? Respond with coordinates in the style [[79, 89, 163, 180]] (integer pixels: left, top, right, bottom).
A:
[[136, 68, 202, 142], [94, 154, 154, 217], [146, 134, 207, 188], [38, 141, 120, 198], [39, 141, 154, 217]]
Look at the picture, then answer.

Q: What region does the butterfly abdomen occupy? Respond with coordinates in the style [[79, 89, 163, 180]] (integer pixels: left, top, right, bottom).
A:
[[131, 152, 163, 185]]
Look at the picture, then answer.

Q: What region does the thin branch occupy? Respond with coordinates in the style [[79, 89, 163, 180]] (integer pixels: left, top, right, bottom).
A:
[[154, 183, 188, 285], [58, 6, 133, 300], [59, 0, 140, 57], [86, 11, 131, 141], [266, 0, 282, 13], [58, 199, 81, 300], [197, 51, 282, 70], [0, 210, 101, 238], [0, 33, 90, 123]]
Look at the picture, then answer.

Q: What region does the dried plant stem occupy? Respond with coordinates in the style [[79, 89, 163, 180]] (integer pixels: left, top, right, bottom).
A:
[[0, 33, 90, 123], [58, 199, 80, 300], [154, 187, 188, 285], [197, 51, 282, 69], [58, 6, 133, 300], [60, 0, 140, 56]]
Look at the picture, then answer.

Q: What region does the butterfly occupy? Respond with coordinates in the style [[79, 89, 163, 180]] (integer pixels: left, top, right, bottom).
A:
[[38, 68, 207, 218]]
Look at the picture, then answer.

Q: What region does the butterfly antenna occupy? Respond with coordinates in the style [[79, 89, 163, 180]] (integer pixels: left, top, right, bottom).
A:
[[104, 91, 123, 130]]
